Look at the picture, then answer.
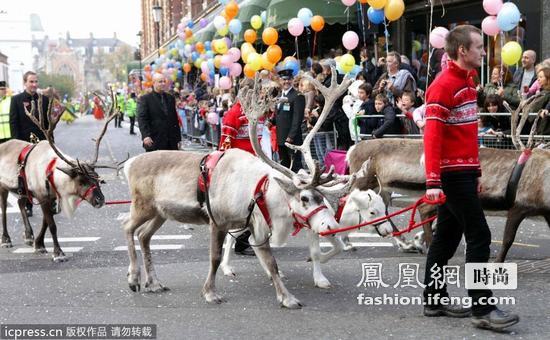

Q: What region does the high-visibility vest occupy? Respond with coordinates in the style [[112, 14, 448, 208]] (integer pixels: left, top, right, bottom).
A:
[[0, 96, 11, 140]]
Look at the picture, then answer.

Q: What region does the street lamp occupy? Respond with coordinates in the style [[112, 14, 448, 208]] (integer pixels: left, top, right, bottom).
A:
[[152, 3, 163, 57], [136, 31, 143, 79]]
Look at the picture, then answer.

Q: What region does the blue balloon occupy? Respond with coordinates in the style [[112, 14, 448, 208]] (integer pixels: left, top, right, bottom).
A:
[[209, 70, 215, 78], [497, 2, 521, 32], [285, 60, 300, 76], [206, 50, 215, 59], [261, 11, 267, 24], [219, 66, 229, 76], [228, 19, 242, 35], [297, 8, 313, 27], [306, 57, 313, 69], [207, 59, 215, 70], [191, 52, 199, 62], [349, 65, 362, 78], [218, 0, 228, 4], [204, 41, 212, 51], [367, 7, 385, 25], [177, 70, 183, 78], [187, 21, 194, 29]]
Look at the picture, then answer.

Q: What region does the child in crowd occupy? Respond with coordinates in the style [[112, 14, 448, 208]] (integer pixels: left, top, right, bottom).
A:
[[397, 91, 420, 134], [372, 94, 401, 138], [356, 82, 377, 134]]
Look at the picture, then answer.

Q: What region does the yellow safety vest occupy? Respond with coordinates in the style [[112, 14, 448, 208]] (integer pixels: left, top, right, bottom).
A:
[[0, 96, 11, 140]]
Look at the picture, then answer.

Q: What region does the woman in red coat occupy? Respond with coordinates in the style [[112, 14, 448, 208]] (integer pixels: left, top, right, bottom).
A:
[[92, 96, 104, 120]]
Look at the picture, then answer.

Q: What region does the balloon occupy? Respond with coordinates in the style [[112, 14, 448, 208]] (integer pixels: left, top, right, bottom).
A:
[[288, 18, 304, 37], [187, 21, 194, 29], [342, 31, 359, 50], [341, 0, 355, 6], [243, 64, 256, 78], [261, 53, 275, 71], [501, 41, 522, 66], [214, 39, 228, 54], [262, 27, 278, 46], [339, 54, 355, 73], [261, 11, 267, 24], [247, 52, 262, 71], [225, 1, 239, 19], [183, 63, 191, 73], [228, 47, 241, 62], [285, 59, 299, 76], [200, 18, 208, 28], [217, 26, 229, 37], [384, 0, 405, 21], [200, 61, 209, 74], [214, 55, 223, 69], [266, 45, 282, 64], [429, 26, 449, 49], [204, 41, 211, 50], [219, 76, 232, 90], [144, 65, 151, 72], [195, 42, 205, 53], [250, 15, 262, 30], [497, 2, 521, 32], [482, 16, 500, 36], [412, 40, 421, 52], [310, 15, 325, 32], [483, 0, 503, 15], [229, 63, 242, 77], [221, 55, 232, 67], [297, 8, 313, 27], [213, 16, 227, 30], [367, 7, 385, 25], [218, 0, 228, 4], [367, 0, 386, 9], [219, 66, 229, 77], [228, 19, 242, 35], [200, 73, 208, 82], [244, 29, 257, 43]]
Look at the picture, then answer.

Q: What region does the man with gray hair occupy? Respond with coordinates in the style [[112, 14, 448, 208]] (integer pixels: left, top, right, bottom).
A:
[[513, 49, 537, 95]]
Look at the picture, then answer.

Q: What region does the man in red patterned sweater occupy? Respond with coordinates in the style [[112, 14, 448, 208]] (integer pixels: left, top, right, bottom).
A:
[[422, 25, 519, 331]]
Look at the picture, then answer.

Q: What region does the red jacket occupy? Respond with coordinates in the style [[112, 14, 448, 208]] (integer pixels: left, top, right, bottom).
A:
[[219, 101, 263, 155], [424, 60, 480, 189]]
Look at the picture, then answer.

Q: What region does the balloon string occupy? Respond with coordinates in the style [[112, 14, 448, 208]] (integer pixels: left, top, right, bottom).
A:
[[499, 31, 505, 88], [425, 0, 434, 95], [295, 36, 300, 61], [359, 2, 367, 49], [312, 31, 317, 58], [383, 18, 389, 57], [306, 27, 312, 60]]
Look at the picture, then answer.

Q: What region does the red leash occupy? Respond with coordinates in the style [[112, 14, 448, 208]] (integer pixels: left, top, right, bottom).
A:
[[319, 194, 446, 237], [105, 200, 132, 205]]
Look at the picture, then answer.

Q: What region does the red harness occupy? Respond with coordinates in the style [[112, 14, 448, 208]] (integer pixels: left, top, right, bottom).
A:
[[17, 144, 39, 203], [197, 151, 225, 207], [334, 195, 349, 223], [251, 175, 272, 229], [291, 204, 330, 236]]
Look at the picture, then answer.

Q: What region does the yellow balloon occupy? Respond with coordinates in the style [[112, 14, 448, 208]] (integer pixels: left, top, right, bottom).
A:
[[217, 26, 229, 37], [159, 47, 166, 55], [367, 0, 386, 9], [250, 15, 262, 30], [339, 54, 355, 73], [215, 39, 228, 54], [385, 0, 405, 21], [194, 58, 203, 69], [261, 53, 274, 71], [241, 42, 255, 63], [501, 41, 522, 66], [214, 55, 222, 69], [247, 52, 262, 71]]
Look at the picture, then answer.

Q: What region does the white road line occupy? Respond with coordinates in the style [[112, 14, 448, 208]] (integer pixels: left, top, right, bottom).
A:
[[44, 237, 101, 243], [13, 247, 83, 254], [5, 194, 19, 214], [320, 242, 394, 248], [347, 232, 382, 238], [114, 244, 183, 251], [133, 235, 192, 240]]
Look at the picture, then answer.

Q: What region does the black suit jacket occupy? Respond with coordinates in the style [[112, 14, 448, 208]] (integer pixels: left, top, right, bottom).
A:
[[275, 87, 305, 146], [137, 91, 181, 151], [9, 92, 49, 142]]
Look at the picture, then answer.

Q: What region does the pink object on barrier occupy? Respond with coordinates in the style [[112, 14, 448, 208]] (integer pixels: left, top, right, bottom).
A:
[[323, 150, 349, 175]]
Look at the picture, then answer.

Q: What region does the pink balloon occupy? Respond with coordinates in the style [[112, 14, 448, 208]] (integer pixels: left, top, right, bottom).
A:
[[200, 61, 209, 74], [221, 55, 232, 67], [342, 31, 359, 50], [341, 0, 356, 6], [429, 26, 449, 49], [229, 63, 242, 77], [228, 47, 241, 62], [288, 18, 304, 37], [483, 0, 503, 15], [482, 16, 500, 36], [219, 76, 232, 90]]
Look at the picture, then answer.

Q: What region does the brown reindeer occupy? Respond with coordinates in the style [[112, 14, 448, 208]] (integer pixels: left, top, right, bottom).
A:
[[0, 91, 120, 261], [346, 93, 549, 262], [121, 69, 358, 307]]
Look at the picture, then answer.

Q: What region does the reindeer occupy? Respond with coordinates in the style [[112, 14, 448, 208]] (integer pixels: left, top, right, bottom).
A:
[[346, 92, 550, 262], [122, 69, 373, 308], [0, 92, 119, 261]]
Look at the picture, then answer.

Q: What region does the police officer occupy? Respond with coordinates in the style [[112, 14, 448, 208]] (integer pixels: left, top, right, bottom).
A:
[[0, 81, 11, 144]]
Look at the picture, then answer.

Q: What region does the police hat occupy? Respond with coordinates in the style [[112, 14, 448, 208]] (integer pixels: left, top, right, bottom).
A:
[[278, 69, 293, 80], [0, 81, 6, 88]]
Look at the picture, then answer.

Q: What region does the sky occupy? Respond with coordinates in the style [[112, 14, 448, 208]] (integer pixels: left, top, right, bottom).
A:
[[3, 0, 142, 46]]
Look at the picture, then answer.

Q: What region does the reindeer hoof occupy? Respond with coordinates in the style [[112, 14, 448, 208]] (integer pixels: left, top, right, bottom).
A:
[[34, 247, 47, 254], [203, 291, 226, 304], [52, 254, 68, 263], [343, 245, 357, 252], [24, 238, 34, 246], [145, 282, 169, 293], [221, 265, 236, 277], [280, 295, 303, 309], [129, 283, 141, 292], [0, 242, 13, 248], [314, 278, 332, 289], [127, 272, 141, 292]]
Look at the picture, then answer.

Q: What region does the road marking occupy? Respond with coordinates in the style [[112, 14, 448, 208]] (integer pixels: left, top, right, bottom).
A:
[[13, 247, 83, 254], [3, 194, 19, 214], [114, 244, 184, 251], [133, 235, 192, 240], [320, 242, 394, 248], [492, 240, 540, 248], [45, 237, 101, 243], [347, 232, 382, 238]]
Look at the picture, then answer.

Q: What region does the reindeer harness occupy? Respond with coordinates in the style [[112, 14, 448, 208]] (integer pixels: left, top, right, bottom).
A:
[[505, 149, 532, 208], [17, 144, 39, 203]]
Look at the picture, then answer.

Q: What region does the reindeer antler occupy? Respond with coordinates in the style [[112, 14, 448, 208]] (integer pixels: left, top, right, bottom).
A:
[[90, 88, 120, 166], [24, 93, 78, 168], [504, 92, 545, 150]]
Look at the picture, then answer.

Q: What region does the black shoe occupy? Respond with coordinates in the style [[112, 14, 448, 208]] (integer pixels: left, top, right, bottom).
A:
[[25, 207, 33, 217], [424, 304, 472, 318], [130, 132, 137, 135], [471, 308, 519, 331], [235, 247, 256, 256]]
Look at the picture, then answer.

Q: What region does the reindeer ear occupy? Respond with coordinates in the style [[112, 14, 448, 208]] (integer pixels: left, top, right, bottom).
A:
[[57, 166, 77, 178], [274, 177, 299, 196]]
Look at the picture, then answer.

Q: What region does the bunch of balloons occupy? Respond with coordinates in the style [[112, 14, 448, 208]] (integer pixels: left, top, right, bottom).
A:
[[342, 0, 405, 22], [481, 0, 521, 37]]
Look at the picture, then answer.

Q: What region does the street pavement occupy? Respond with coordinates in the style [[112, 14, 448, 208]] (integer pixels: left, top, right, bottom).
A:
[[0, 116, 549, 339]]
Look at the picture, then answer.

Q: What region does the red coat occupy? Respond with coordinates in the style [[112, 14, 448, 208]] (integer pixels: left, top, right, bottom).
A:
[[218, 101, 263, 155]]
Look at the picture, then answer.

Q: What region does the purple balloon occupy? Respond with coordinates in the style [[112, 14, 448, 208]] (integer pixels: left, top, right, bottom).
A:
[[200, 18, 208, 28]]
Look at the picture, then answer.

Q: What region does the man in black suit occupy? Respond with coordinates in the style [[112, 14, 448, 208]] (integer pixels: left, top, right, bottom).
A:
[[274, 69, 304, 172], [9, 71, 50, 217], [137, 73, 181, 152]]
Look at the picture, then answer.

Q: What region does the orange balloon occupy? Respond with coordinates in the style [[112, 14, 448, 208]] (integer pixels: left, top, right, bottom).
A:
[[185, 28, 193, 38], [195, 42, 205, 53], [200, 73, 208, 81], [311, 15, 325, 32], [221, 9, 229, 22], [144, 65, 151, 72], [244, 29, 257, 44], [225, 1, 239, 19], [262, 27, 278, 46], [243, 64, 256, 79], [359, 0, 368, 3], [183, 63, 191, 73], [266, 45, 282, 64]]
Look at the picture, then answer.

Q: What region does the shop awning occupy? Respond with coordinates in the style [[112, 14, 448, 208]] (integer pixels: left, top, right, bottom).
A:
[[236, 0, 268, 25], [265, 0, 357, 29]]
